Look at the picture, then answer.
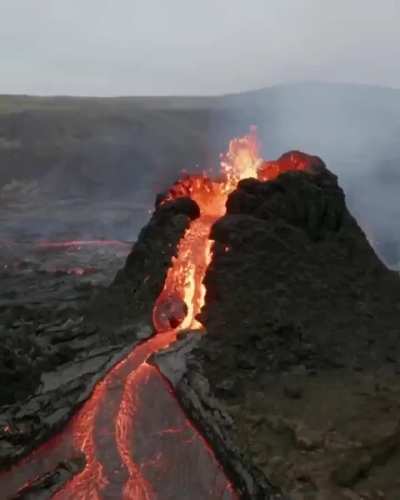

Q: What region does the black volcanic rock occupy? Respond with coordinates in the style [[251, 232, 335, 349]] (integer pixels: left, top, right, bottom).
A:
[[3, 154, 400, 498], [199, 161, 400, 373], [86, 196, 200, 337], [0, 195, 200, 473], [118, 196, 199, 285], [182, 159, 400, 499]]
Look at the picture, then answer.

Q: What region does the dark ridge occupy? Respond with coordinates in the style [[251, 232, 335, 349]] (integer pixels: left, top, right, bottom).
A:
[[200, 161, 400, 372], [184, 159, 400, 498], [86, 196, 200, 337]]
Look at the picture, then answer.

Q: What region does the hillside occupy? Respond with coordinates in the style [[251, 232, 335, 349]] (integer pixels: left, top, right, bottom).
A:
[[0, 82, 399, 262]]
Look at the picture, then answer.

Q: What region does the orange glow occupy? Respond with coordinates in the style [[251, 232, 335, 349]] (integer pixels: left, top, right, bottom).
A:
[[53, 332, 176, 500], [154, 141, 318, 334], [258, 150, 319, 181], [61, 129, 269, 496], [152, 217, 214, 332], [220, 125, 262, 192], [153, 128, 263, 332], [1, 130, 316, 499]]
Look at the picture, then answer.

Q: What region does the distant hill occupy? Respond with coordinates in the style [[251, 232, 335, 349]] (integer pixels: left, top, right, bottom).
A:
[[0, 82, 399, 263], [1, 82, 400, 190], [0, 96, 219, 200]]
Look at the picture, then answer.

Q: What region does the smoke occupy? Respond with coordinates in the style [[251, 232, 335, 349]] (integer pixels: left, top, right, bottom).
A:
[[217, 82, 400, 267], [1, 83, 400, 267], [0, 103, 215, 242]]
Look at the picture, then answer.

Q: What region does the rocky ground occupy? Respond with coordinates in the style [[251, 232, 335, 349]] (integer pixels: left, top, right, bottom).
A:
[[1, 160, 400, 499], [157, 335, 400, 500], [0, 195, 204, 477], [0, 235, 136, 468], [173, 162, 400, 500], [0, 195, 245, 500]]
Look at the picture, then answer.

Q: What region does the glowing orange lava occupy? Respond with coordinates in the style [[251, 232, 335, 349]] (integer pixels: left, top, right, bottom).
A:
[[153, 127, 264, 332], [0, 130, 317, 499]]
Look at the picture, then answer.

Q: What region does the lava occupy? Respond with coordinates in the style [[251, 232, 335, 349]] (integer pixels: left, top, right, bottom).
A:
[[153, 217, 214, 332], [56, 129, 267, 498], [0, 130, 316, 499], [153, 127, 264, 332], [53, 332, 177, 500]]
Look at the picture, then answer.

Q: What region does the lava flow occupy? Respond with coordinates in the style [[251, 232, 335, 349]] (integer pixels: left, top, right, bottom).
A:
[[0, 129, 316, 499], [57, 131, 266, 499], [153, 127, 264, 332]]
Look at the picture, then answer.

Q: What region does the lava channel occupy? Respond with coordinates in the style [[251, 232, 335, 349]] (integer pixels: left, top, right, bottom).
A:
[[0, 129, 316, 499]]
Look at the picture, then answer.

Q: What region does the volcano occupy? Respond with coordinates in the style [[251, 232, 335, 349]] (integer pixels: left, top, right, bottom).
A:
[[1, 130, 400, 500]]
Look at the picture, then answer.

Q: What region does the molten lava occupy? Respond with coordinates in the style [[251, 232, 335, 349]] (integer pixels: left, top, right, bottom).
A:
[[153, 130, 319, 333], [153, 127, 264, 332], [61, 126, 272, 500], [0, 129, 316, 499]]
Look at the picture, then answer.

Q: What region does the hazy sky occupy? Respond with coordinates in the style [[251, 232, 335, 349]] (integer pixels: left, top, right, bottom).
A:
[[1, 0, 400, 96]]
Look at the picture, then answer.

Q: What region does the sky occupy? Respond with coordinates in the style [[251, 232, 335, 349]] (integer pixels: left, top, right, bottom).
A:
[[1, 0, 400, 96]]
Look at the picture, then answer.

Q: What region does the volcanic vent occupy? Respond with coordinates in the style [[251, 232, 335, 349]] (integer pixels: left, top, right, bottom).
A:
[[3, 128, 399, 500], [107, 128, 318, 337], [1, 129, 306, 499], [160, 147, 400, 499]]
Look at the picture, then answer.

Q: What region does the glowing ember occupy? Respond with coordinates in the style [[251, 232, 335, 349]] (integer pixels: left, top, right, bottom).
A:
[[0, 130, 316, 499]]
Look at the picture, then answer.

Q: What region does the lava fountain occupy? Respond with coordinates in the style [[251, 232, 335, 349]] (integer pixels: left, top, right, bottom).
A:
[[0, 129, 315, 499], [153, 127, 263, 332]]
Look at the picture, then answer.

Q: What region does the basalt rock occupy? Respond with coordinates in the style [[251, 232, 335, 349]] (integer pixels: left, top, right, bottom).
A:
[[4, 154, 400, 499], [86, 196, 199, 336], [185, 158, 400, 499], [199, 159, 400, 373], [12, 455, 85, 500], [0, 332, 138, 469], [0, 196, 200, 471], [151, 332, 287, 500]]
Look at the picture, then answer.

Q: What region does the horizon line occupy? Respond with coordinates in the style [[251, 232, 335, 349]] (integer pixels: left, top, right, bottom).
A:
[[1, 80, 400, 100]]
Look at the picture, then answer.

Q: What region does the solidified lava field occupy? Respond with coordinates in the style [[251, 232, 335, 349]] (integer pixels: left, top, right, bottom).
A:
[[3, 127, 399, 500], [0, 232, 238, 499], [1, 130, 286, 499], [2, 331, 236, 500]]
